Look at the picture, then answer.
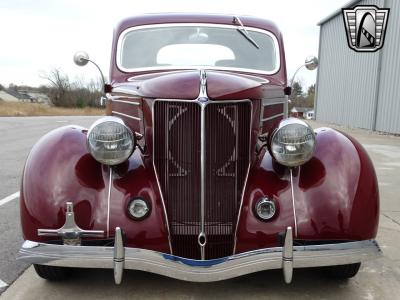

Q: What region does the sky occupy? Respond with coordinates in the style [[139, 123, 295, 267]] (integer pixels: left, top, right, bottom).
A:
[[0, 0, 350, 89]]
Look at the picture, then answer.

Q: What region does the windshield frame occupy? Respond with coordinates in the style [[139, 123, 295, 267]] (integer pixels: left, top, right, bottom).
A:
[[116, 23, 281, 75]]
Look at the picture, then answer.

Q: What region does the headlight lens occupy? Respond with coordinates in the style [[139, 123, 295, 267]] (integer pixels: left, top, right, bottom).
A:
[[87, 116, 135, 165], [271, 118, 315, 167]]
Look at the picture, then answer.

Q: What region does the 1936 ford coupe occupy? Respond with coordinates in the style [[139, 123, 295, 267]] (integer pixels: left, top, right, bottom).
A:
[[18, 13, 381, 284]]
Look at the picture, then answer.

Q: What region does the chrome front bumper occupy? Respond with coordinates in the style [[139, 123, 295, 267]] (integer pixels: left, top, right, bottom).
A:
[[18, 227, 382, 284]]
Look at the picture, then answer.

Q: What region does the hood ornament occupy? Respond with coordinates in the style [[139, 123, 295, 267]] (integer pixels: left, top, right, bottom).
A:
[[197, 69, 208, 103]]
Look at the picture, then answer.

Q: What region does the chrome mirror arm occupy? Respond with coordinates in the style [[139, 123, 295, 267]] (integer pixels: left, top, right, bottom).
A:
[[73, 51, 107, 96], [290, 64, 306, 87], [83, 58, 106, 91]]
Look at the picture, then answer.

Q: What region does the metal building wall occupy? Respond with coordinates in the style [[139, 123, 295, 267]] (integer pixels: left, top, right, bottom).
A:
[[315, 0, 387, 131], [375, 0, 400, 133]]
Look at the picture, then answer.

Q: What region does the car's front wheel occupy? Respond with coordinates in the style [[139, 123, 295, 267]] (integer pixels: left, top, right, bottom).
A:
[[33, 264, 71, 280], [324, 263, 361, 279]]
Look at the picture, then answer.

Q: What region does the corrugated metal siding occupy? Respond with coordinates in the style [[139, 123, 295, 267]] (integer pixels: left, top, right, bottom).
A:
[[316, 0, 389, 131], [375, 0, 400, 133]]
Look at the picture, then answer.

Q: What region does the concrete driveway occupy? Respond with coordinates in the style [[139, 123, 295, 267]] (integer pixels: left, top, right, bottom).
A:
[[1, 118, 399, 299]]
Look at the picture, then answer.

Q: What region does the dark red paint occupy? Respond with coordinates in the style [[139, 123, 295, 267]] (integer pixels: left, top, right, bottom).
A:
[[109, 97, 143, 134], [20, 126, 170, 253], [263, 103, 284, 118], [235, 128, 379, 253], [20, 13, 379, 258], [112, 71, 201, 100], [110, 71, 283, 101], [206, 72, 264, 100]]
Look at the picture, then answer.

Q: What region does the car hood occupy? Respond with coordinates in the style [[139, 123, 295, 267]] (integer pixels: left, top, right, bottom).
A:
[[111, 70, 271, 100]]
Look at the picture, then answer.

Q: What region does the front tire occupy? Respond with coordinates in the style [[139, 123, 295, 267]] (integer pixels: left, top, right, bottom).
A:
[[34, 264, 71, 281], [324, 263, 361, 279]]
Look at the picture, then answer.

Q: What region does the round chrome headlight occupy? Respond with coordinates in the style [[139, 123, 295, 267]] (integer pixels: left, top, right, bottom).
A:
[[127, 198, 150, 220], [271, 118, 315, 167], [87, 116, 135, 165]]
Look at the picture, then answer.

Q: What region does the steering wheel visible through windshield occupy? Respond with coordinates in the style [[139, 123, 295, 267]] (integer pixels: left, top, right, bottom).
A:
[[117, 24, 280, 74]]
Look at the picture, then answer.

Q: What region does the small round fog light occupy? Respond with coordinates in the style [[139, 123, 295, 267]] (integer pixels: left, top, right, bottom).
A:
[[255, 197, 276, 221], [127, 198, 150, 220]]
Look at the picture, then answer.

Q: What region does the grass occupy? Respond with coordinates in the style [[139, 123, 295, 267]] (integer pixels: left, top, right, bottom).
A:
[[0, 101, 104, 117]]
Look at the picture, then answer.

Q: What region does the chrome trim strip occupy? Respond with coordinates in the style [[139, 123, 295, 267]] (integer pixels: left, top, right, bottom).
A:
[[151, 100, 174, 254], [152, 163, 173, 254], [199, 103, 206, 260], [18, 239, 382, 283], [127, 71, 270, 84], [261, 113, 285, 122], [232, 159, 251, 254], [111, 87, 141, 96], [107, 168, 113, 239], [109, 94, 141, 100], [117, 66, 277, 76], [198, 69, 208, 260], [232, 100, 253, 255], [116, 23, 281, 75], [112, 111, 141, 121], [111, 99, 140, 106], [262, 100, 286, 107], [289, 169, 298, 238]]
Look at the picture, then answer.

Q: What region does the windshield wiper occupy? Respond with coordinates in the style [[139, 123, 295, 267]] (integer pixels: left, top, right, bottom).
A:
[[233, 16, 260, 49]]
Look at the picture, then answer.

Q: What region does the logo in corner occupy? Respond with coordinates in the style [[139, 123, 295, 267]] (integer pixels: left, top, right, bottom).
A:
[[342, 5, 390, 52]]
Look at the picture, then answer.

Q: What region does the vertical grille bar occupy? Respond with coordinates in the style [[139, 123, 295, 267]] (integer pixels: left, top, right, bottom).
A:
[[154, 100, 251, 260]]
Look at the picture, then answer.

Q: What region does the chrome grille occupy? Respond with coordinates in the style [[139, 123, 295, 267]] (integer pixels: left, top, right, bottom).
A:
[[154, 100, 251, 259]]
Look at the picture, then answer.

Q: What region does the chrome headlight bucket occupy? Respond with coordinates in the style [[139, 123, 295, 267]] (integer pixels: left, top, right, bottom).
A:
[[270, 118, 315, 167], [87, 116, 135, 165]]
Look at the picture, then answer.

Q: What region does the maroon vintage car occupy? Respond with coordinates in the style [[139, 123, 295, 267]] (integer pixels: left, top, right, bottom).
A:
[[18, 13, 381, 284]]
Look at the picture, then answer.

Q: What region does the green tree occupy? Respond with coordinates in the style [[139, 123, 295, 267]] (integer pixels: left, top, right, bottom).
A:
[[289, 81, 305, 110], [303, 84, 315, 108], [290, 81, 304, 100], [289, 82, 316, 110]]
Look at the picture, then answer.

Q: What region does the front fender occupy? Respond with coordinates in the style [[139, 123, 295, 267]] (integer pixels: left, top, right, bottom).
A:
[[20, 125, 170, 253], [235, 127, 379, 254]]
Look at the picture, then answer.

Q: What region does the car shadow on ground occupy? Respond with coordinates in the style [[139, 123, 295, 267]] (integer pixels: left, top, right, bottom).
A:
[[38, 267, 369, 299]]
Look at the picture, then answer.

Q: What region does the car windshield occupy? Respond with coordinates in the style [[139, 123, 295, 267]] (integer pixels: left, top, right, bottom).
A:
[[118, 24, 279, 74]]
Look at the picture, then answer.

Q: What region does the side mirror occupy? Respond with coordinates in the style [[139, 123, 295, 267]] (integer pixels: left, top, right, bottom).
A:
[[290, 56, 319, 87], [73, 51, 89, 66], [305, 56, 318, 71]]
